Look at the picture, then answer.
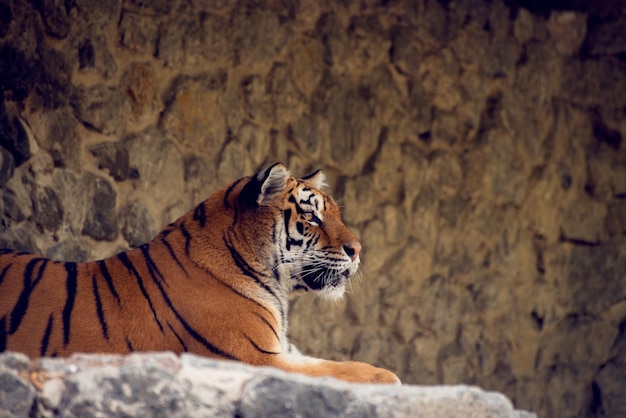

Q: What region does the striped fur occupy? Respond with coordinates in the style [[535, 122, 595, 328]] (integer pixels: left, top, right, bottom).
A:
[[0, 163, 399, 384]]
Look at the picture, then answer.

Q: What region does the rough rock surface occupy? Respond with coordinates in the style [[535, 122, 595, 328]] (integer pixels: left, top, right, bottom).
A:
[[0, 351, 534, 418], [0, 0, 625, 417]]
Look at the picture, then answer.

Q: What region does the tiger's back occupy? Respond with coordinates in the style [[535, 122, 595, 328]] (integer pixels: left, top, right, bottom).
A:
[[0, 253, 105, 357], [0, 163, 400, 384], [0, 240, 215, 357], [0, 184, 280, 359]]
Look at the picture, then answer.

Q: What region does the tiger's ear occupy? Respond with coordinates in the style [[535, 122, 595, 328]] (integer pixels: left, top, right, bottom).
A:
[[240, 163, 291, 208], [301, 169, 328, 190]]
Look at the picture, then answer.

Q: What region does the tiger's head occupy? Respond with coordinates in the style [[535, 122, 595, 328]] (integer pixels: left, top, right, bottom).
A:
[[236, 163, 361, 301]]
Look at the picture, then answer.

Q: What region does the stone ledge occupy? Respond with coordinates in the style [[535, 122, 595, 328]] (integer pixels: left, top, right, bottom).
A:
[[0, 351, 536, 417]]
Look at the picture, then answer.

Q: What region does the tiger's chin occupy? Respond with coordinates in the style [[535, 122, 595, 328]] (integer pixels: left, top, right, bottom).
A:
[[316, 281, 347, 302], [298, 266, 355, 301]]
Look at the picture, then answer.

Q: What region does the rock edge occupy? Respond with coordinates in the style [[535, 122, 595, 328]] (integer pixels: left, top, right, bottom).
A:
[[0, 351, 536, 417]]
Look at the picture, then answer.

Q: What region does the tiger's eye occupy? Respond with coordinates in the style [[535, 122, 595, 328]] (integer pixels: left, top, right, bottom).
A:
[[304, 212, 318, 226]]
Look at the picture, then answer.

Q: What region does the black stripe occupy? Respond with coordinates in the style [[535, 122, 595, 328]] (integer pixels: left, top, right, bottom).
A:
[[0, 316, 6, 351], [272, 254, 280, 280], [282, 205, 305, 248], [140, 245, 167, 287], [223, 178, 244, 209], [310, 213, 323, 226], [305, 234, 319, 250], [230, 205, 239, 229], [160, 237, 189, 277], [271, 221, 277, 244], [0, 264, 10, 286], [193, 202, 207, 228], [321, 253, 344, 262], [224, 237, 280, 302], [299, 195, 314, 206], [193, 256, 277, 320], [117, 252, 164, 333], [10, 258, 48, 334], [92, 274, 109, 339], [254, 312, 280, 343], [139, 245, 237, 360], [272, 247, 287, 281], [224, 237, 265, 277], [180, 222, 192, 256], [126, 338, 134, 351], [288, 195, 306, 214], [97, 260, 120, 304], [63, 263, 78, 346], [284, 209, 292, 250], [168, 323, 188, 352], [32, 259, 48, 287], [40, 314, 54, 356], [244, 333, 280, 355], [301, 169, 321, 181], [0, 249, 13, 255], [223, 237, 286, 334], [290, 239, 304, 247]]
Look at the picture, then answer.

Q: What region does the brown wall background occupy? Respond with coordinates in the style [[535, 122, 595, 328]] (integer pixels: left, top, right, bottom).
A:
[[1, 0, 625, 416]]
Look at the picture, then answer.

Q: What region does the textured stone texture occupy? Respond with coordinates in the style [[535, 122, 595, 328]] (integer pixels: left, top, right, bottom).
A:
[[0, 351, 534, 418], [0, 146, 14, 188], [0, 99, 30, 167], [0, 0, 625, 417]]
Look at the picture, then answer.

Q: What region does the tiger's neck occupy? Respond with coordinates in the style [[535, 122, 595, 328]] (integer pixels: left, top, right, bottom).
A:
[[157, 197, 291, 350]]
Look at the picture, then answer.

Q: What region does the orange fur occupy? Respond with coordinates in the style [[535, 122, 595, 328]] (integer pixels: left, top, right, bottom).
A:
[[0, 163, 399, 384]]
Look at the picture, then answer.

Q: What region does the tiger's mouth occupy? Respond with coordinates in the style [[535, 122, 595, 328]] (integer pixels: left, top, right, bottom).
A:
[[301, 265, 351, 290]]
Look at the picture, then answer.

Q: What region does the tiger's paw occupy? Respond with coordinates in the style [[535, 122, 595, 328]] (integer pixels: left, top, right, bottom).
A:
[[339, 361, 401, 385], [274, 355, 401, 385], [371, 367, 402, 385]]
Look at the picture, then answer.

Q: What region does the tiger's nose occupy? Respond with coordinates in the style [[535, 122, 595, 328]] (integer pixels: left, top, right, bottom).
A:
[[342, 241, 361, 261]]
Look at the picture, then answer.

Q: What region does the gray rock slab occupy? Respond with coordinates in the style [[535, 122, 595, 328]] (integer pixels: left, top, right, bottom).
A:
[[0, 351, 535, 418]]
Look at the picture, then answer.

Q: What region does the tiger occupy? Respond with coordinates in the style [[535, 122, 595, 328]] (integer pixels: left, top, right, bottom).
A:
[[0, 163, 400, 384]]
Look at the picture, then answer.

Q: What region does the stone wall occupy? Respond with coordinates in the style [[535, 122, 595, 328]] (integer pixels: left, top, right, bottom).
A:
[[1, 0, 625, 417]]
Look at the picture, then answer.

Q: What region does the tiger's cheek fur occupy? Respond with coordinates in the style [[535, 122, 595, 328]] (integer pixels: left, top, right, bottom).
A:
[[269, 182, 361, 299]]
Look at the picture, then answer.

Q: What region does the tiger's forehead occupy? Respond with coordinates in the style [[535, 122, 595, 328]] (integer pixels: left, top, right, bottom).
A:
[[289, 179, 335, 214], [295, 182, 324, 211]]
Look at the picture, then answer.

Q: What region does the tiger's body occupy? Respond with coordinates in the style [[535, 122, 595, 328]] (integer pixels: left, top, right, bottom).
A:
[[0, 163, 399, 384]]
